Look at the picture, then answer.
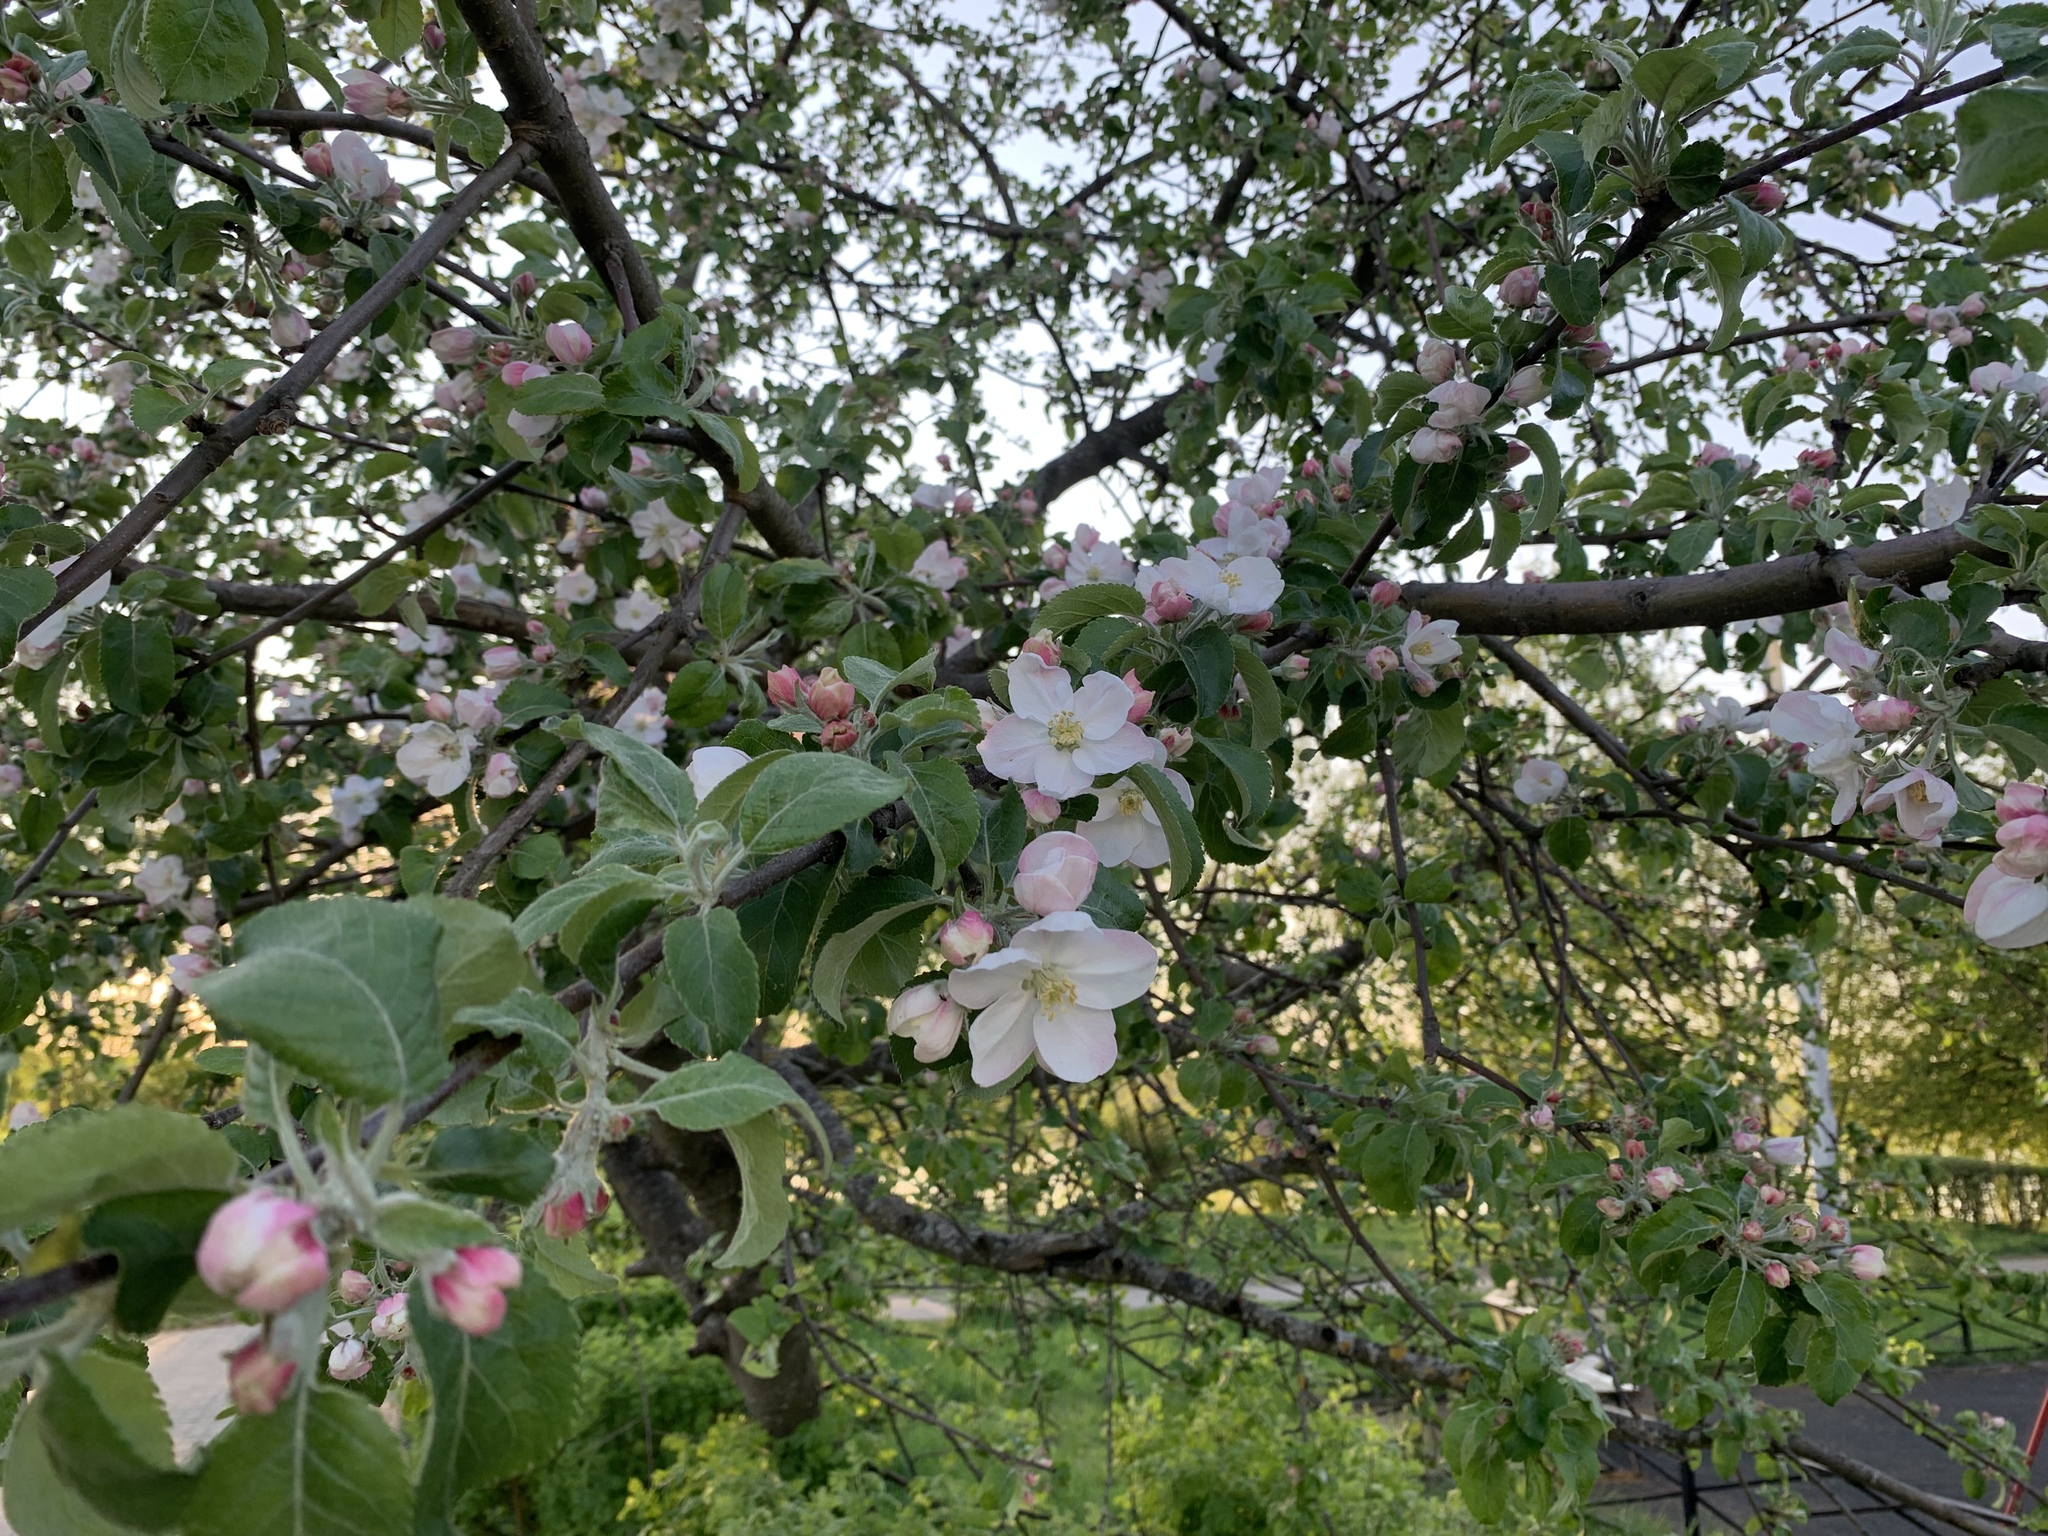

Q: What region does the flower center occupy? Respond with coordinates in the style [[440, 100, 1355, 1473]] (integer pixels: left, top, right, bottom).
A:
[[1117, 787, 1145, 816], [1046, 710, 1085, 749], [1906, 780, 1929, 805], [1026, 965, 1077, 1012], [1218, 567, 1242, 590]]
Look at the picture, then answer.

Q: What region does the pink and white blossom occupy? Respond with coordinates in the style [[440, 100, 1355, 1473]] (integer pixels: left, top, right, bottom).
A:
[[1081, 770, 1192, 869], [979, 654, 1152, 798], [910, 538, 970, 591], [396, 722, 474, 797], [1863, 768, 1958, 843], [1966, 863, 2048, 949], [1512, 759, 1568, 806], [197, 1189, 328, 1313], [888, 983, 966, 1063], [685, 745, 751, 800], [429, 1246, 522, 1336], [947, 911, 1160, 1085], [1014, 831, 1100, 915]]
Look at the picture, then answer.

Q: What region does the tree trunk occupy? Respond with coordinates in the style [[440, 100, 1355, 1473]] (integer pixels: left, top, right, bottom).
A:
[[603, 1125, 822, 1436]]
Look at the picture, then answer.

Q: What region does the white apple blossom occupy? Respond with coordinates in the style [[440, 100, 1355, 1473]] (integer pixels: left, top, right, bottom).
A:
[[910, 483, 958, 511], [1194, 339, 1228, 383], [617, 688, 669, 746], [1822, 627, 1880, 676], [979, 653, 1152, 798], [946, 911, 1160, 1085], [135, 855, 190, 909], [1141, 550, 1282, 617], [328, 132, 395, 200], [396, 722, 475, 797], [1967, 863, 2048, 948], [631, 499, 703, 565], [14, 555, 113, 670], [1081, 770, 1192, 868], [1920, 475, 1971, 530], [556, 569, 599, 607], [1401, 612, 1462, 678], [888, 983, 966, 1063], [1512, 759, 1569, 806], [1863, 768, 1959, 843], [686, 745, 751, 800], [331, 775, 384, 841], [909, 539, 970, 591], [1065, 534, 1135, 586], [614, 589, 666, 630], [1198, 504, 1290, 560]]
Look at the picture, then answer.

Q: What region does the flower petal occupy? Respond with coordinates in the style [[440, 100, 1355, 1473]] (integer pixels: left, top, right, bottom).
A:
[[1068, 722, 1153, 777], [944, 948, 1038, 1011], [979, 715, 1049, 780], [1032, 749, 1100, 799], [1005, 652, 1072, 723], [1032, 1004, 1119, 1083], [968, 992, 1039, 1085], [1071, 671, 1137, 736]]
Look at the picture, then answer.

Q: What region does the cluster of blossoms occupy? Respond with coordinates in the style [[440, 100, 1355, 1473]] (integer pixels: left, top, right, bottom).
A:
[[1402, 338, 1545, 465], [1349, 580, 1463, 697], [886, 641, 1184, 1086], [430, 305, 598, 447], [1902, 290, 1989, 349], [764, 663, 870, 753], [195, 1188, 522, 1414], [1581, 1119, 1886, 1289]]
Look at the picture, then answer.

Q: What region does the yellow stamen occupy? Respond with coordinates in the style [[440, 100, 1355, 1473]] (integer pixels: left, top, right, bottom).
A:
[[1046, 710, 1084, 749], [1117, 787, 1145, 816], [1027, 966, 1077, 1011]]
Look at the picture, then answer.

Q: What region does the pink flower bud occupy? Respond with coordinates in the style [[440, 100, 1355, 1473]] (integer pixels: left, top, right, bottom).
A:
[[371, 1293, 409, 1340], [1788, 482, 1816, 511], [1121, 669, 1155, 721], [1014, 831, 1098, 916], [480, 645, 523, 681], [1417, 338, 1457, 384], [302, 142, 334, 178], [1622, 1138, 1646, 1160], [1759, 1183, 1788, 1207], [1596, 1196, 1626, 1219], [1644, 1166, 1684, 1201], [1740, 1218, 1766, 1243], [0, 67, 26, 105], [544, 320, 593, 366], [1021, 787, 1063, 825], [1247, 1034, 1280, 1057], [1362, 645, 1398, 682], [228, 1338, 298, 1414], [1763, 1136, 1805, 1167], [808, 667, 856, 722], [327, 1337, 371, 1381], [1041, 542, 1069, 573], [501, 359, 550, 388], [337, 1268, 374, 1305], [1749, 181, 1787, 212], [1787, 1214, 1816, 1244], [424, 19, 445, 47], [1369, 579, 1403, 610], [1020, 630, 1061, 666], [1798, 447, 1838, 474], [430, 327, 480, 366], [429, 1246, 522, 1336], [481, 752, 519, 798], [1905, 303, 1929, 325], [938, 909, 995, 965], [198, 1190, 328, 1313], [541, 1186, 609, 1239], [341, 69, 400, 117], [1731, 1130, 1760, 1152], [1498, 265, 1541, 308], [1948, 326, 1974, 346], [1960, 292, 1987, 320], [1157, 726, 1194, 760], [1762, 1260, 1792, 1289], [1277, 653, 1311, 683], [1148, 583, 1194, 623], [766, 665, 804, 710], [423, 694, 454, 723], [1997, 814, 2048, 878], [952, 490, 975, 514], [1820, 1214, 1849, 1243], [1301, 455, 1322, 479], [1237, 610, 1273, 635], [1525, 1104, 1555, 1130], [269, 307, 312, 350], [512, 272, 537, 301], [1853, 697, 1918, 733]]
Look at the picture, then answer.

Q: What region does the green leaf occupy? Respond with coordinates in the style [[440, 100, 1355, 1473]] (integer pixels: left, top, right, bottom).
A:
[[903, 757, 980, 874], [1487, 70, 1592, 168], [1544, 258, 1603, 326], [0, 566, 55, 655], [1689, 235, 1751, 350], [0, 126, 71, 232], [1232, 637, 1285, 745], [144, 0, 270, 103], [1197, 736, 1273, 822], [193, 1386, 413, 1536], [736, 866, 833, 1014], [1704, 1266, 1767, 1358], [417, 896, 532, 1045], [638, 1052, 802, 1131], [1985, 204, 2048, 259], [1516, 424, 1563, 532], [0, 1103, 235, 1232], [1626, 1195, 1717, 1287], [35, 1352, 193, 1531], [1801, 1322, 1862, 1404], [737, 753, 904, 854], [1390, 700, 1466, 778], [1127, 761, 1204, 898], [1035, 581, 1145, 634], [581, 721, 695, 830], [99, 614, 175, 718], [1956, 87, 2048, 200], [1633, 45, 1722, 117], [1665, 139, 1727, 208], [509, 372, 606, 416], [663, 907, 760, 1056], [810, 895, 945, 1022], [81, 1188, 230, 1334], [1543, 816, 1592, 869], [366, 0, 423, 60], [1559, 1192, 1606, 1258], [511, 865, 661, 948], [1358, 1121, 1432, 1213], [453, 987, 577, 1072], [697, 562, 747, 641], [717, 1112, 788, 1269], [193, 896, 447, 1105], [418, 1125, 553, 1202], [411, 1274, 578, 1536], [688, 410, 759, 491], [372, 1193, 497, 1257]]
